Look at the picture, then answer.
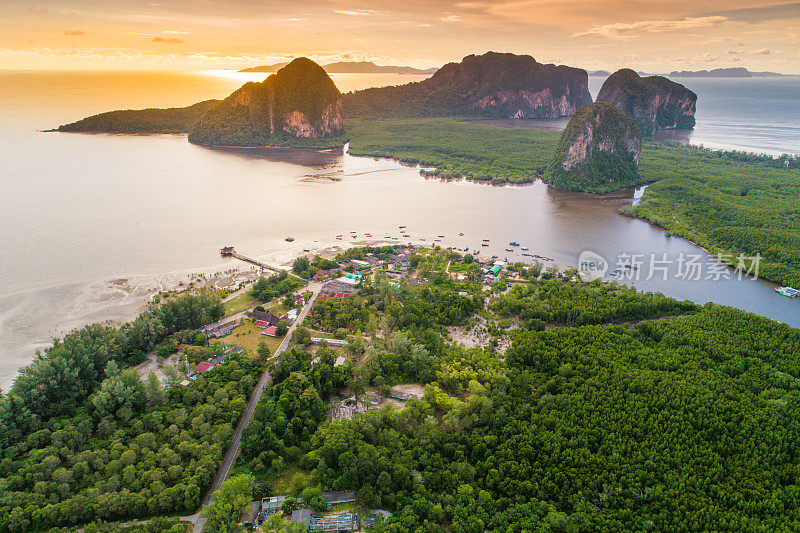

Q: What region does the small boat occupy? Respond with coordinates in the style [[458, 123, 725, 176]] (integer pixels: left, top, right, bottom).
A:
[[491, 255, 498, 259], [285, 237, 294, 242], [459, 232, 464, 236], [505, 248, 513, 252], [482, 239, 490, 242], [482, 243, 489, 247], [350, 231, 357, 234], [776, 286, 799, 297], [438, 235, 445, 238], [521, 247, 529, 251], [303, 249, 310, 252], [399, 225, 406, 229], [336, 234, 342, 237], [509, 242, 520, 247], [474, 250, 480, 255], [464, 247, 469, 251], [434, 239, 442, 242]]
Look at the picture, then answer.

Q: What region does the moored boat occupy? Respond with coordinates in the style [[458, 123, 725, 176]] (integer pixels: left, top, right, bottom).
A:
[[776, 286, 799, 297]]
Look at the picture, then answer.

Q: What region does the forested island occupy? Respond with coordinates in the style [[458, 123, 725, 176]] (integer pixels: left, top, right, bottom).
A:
[[1, 246, 798, 532]]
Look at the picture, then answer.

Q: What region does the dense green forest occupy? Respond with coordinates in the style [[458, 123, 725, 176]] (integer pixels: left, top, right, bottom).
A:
[[346, 118, 555, 183], [56, 101, 218, 134], [0, 293, 224, 448], [231, 265, 800, 531], [0, 293, 267, 532], [2, 246, 799, 531], [633, 142, 800, 286]]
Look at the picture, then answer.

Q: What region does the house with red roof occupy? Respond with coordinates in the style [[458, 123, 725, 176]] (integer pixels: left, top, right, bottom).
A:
[[196, 361, 212, 375], [261, 325, 279, 337]]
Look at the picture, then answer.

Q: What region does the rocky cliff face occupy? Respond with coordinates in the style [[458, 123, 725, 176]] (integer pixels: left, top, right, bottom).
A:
[[596, 69, 696, 139], [545, 103, 642, 192], [343, 52, 592, 119], [188, 57, 343, 146]]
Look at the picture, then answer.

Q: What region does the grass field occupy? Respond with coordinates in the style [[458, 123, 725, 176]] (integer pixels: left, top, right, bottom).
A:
[[216, 320, 283, 357], [222, 291, 257, 316]]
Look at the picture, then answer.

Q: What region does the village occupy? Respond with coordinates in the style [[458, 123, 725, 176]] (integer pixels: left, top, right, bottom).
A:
[[129, 243, 550, 532]]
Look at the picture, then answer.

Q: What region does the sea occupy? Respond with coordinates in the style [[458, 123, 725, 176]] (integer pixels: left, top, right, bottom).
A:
[[0, 69, 798, 391]]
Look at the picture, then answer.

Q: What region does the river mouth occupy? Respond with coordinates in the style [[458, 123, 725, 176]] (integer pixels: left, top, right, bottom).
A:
[[2, 69, 799, 391], [3, 137, 797, 391]]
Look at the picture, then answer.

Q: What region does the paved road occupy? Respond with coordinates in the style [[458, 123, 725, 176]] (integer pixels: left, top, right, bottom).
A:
[[183, 282, 322, 532]]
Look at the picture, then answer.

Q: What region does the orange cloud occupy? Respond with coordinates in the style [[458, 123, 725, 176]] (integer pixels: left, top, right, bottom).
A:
[[574, 16, 728, 40], [153, 36, 184, 43]]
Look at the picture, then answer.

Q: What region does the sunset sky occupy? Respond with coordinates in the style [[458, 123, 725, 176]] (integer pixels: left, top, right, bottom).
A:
[[2, 1, 800, 73]]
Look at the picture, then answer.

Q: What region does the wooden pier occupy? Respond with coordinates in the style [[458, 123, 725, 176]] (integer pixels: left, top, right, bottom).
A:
[[229, 251, 281, 273]]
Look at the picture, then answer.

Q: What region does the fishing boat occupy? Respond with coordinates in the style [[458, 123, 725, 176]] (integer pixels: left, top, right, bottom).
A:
[[285, 237, 294, 242], [509, 242, 520, 247], [776, 286, 799, 297]]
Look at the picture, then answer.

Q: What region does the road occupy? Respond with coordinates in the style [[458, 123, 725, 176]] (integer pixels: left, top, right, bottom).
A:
[[182, 282, 322, 532]]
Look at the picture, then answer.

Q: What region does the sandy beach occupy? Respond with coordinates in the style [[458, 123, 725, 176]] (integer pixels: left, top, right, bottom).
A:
[[0, 236, 402, 392]]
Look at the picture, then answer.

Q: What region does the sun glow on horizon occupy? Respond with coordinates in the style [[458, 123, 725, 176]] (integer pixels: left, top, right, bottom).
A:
[[1, 0, 800, 73]]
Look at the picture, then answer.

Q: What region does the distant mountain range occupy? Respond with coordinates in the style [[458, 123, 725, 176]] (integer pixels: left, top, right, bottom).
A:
[[240, 60, 438, 75], [667, 67, 789, 78]]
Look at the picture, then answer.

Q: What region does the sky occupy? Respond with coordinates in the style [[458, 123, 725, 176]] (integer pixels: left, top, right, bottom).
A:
[[1, 1, 800, 73]]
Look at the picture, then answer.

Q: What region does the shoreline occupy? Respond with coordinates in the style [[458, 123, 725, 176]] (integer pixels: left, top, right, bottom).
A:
[[0, 236, 404, 392]]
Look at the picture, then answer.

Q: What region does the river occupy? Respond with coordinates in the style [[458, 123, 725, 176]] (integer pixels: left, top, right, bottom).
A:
[[0, 69, 797, 391]]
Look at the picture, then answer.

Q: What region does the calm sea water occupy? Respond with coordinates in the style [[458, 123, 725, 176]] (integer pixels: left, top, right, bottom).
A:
[[488, 75, 800, 155], [0, 70, 797, 391]]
